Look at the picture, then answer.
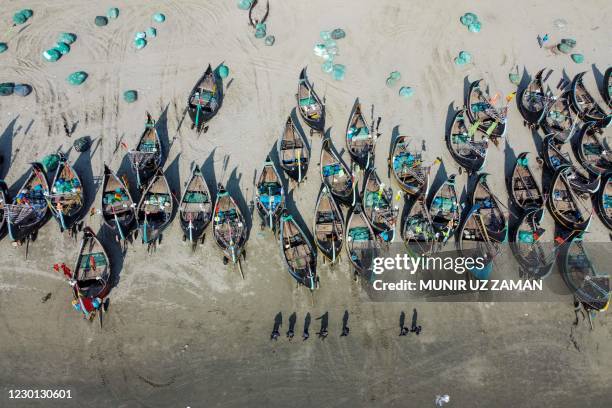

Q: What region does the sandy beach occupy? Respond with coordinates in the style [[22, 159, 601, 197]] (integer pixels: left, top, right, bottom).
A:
[[1, 0, 611, 407]]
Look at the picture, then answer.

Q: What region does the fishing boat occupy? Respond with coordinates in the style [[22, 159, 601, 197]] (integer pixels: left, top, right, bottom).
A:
[[428, 174, 460, 242], [362, 167, 397, 242], [596, 174, 612, 230], [279, 211, 317, 290], [456, 205, 499, 280], [510, 208, 555, 279], [136, 168, 173, 245], [0, 180, 9, 239], [541, 92, 576, 143], [313, 185, 344, 264], [6, 163, 49, 244], [345, 203, 378, 276], [128, 113, 162, 189], [101, 165, 135, 243], [188, 65, 222, 132], [296, 68, 325, 134], [254, 156, 284, 229], [277, 116, 309, 185], [212, 183, 248, 276], [389, 136, 429, 196], [510, 152, 543, 212], [48, 153, 83, 232], [518, 69, 549, 126], [470, 173, 508, 244], [248, 0, 269, 27], [402, 194, 436, 255], [465, 79, 508, 140], [560, 237, 610, 312], [570, 72, 611, 128], [179, 166, 212, 247], [320, 137, 355, 206], [71, 227, 111, 320], [445, 109, 488, 173], [547, 166, 592, 232], [603, 67, 611, 108], [346, 99, 376, 169], [541, 135, 600, 194], [574, 122, 611, 176]]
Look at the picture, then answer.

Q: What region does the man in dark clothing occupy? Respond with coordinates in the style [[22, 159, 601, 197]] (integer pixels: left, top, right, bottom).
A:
[[270, 330, 280, 341]]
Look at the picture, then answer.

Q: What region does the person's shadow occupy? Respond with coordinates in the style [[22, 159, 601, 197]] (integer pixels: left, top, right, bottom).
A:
[[341, 310, 350, 336], [287, 312, 297, 339], [411, 308, 422, 335], [399, 311, 408, 336], [271, 312, 282, 340], [317, 311, 329, 339], [303, 312, 311, 340]]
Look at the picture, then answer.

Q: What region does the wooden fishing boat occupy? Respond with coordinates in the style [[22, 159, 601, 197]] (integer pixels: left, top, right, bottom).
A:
[[0, 180, 9, 239], [71, 227, 111, 320], [518, 69, 549, 126], [603, 67, 612, 108], [470, 173, 507, 244], [255, 156, 284, 229], [101, 164, 135, 243], [188, 65, 222, 132], [7, 163, 49, 243], [212, 183, 248, 276], [296, 68, 325, 134], [277, 116, 309, 184], [570, 72, 611, 128], [402, 194, 436, 255], [456, 205, 499, 280], [445, 109, 488, 173], [541, 135, 600, 194], [48, 153, 83, 232], [136, 168, 173, 245], [320, 137, 355, 206], [179, 165, 212, 247], [574, 122, 611, 176], [596, 173, 612, 230], [510, 152, 543, 211], [541, 93, 576, 143], [428, 174, 460, 242], [346, 99, 376, 169], [345, 203, 378, 276], [313, 185, 344, 264], [547, 166, 592, 232], [465, 79, 508, 139], [128, 113, 162, 189], [362, 167, 397, 242], [510, 208, 555, 279], [389, 135, 429, 196], [279, 211, 317, 290], [560, 237, 610, 312]]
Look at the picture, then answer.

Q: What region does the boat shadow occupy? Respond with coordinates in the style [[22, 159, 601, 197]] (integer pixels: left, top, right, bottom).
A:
[[156, 104, 171, 166], [165, 153, 181, 224], [201, 148, 218, 198], [387, 125, 401, 179], [100, 226, 126, 290], [428, 161, 448, 207], [503, 139, 519, 226], [0, 117, 19, 179], [73, 147, 97, 223]]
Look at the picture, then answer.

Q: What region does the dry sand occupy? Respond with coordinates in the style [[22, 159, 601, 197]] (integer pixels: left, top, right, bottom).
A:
[[1, 0, 611, 407]]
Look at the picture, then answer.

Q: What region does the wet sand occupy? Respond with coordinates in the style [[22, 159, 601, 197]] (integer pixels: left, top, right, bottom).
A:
[[1, 0, 611, 407]]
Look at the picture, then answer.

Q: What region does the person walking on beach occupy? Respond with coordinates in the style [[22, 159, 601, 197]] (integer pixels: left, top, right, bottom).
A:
[[317, 327, 328, 339]]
